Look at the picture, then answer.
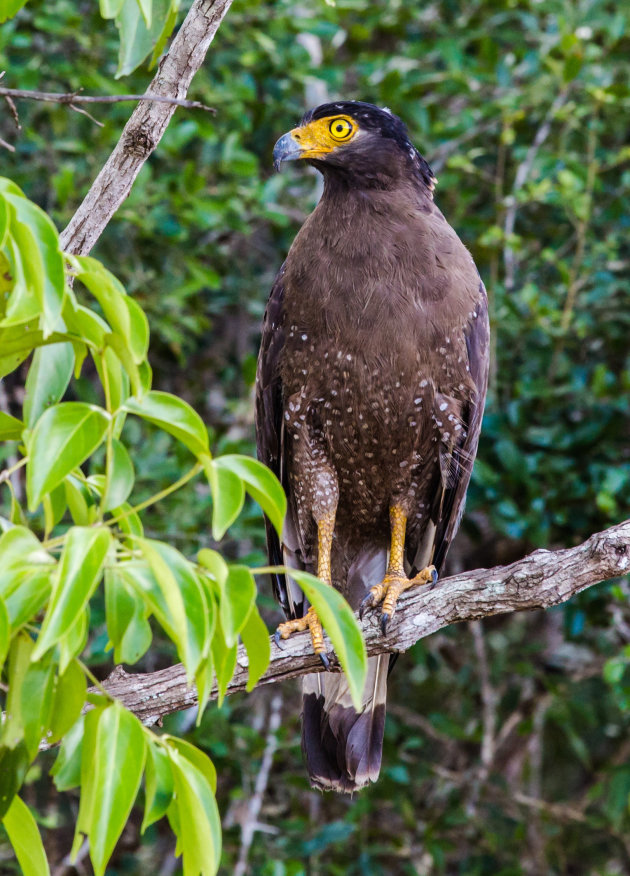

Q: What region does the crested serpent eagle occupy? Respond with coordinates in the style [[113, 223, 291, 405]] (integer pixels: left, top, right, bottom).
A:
[[255, 101, 489, 792]]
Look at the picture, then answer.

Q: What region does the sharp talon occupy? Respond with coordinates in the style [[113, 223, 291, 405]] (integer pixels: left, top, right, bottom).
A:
[[430, 568, 438, 587], [319, 652, 330, 670], [381, 613, 390, 635], [359, 593, 373, 620], [274, 630, 286, 650]]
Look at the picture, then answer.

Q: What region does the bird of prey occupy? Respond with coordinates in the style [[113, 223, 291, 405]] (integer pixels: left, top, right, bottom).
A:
[[256, 101, 489, 792]]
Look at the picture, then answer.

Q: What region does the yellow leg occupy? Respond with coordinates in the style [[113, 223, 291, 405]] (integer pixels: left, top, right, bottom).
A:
[[274, 510, 335, 667], [360, 505, 437, 633]]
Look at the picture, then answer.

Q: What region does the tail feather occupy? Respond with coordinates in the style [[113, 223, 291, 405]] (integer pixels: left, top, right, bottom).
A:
[[302, 654, 388, 793]]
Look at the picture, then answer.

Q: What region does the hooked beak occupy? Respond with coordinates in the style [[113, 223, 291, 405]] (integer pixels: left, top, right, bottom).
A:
[[273, 131, 304, 171]]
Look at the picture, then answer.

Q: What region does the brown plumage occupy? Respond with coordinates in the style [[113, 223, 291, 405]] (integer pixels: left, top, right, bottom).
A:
[[256, 101, 489, 792]]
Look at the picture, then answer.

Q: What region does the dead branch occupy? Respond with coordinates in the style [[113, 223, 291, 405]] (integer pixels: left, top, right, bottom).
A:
[[96, 518, 630, 726], [59, 0, 233, 256], [0, 85, 216, 114]]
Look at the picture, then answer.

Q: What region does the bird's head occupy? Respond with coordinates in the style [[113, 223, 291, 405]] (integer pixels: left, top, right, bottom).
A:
[[272, 100, 436, 192]]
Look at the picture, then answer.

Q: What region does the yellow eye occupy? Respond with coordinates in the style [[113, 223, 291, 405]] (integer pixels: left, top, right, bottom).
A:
[[328, 117, 355, 141]]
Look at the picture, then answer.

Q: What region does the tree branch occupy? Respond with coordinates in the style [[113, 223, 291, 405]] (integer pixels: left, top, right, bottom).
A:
[[97, 518, 630, 726], [59, 0, 233, 256]]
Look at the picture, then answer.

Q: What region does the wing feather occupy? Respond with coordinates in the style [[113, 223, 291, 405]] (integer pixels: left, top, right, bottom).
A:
[[255, 266, 306, 620], [409, 281, 490, 575]]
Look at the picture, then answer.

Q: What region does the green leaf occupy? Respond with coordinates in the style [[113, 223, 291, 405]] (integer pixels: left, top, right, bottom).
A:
[[23, 342, 74, 428], [164, 736, 217, 794], [213, 455, 286, 537], [2, 794, 51, 876], [289, 569, 367, 710], [99, 0, 125, 16], [42, 481, 67, 537], [205, 461, 245, 540], [103, 438, 135, 511], [136, 0, 152, 28], [58, 608, 89, 675], [240, 603, 270, 692], [0, 597, 9, 674], [0, 0, 29, 22], [0, 195, 8, 246], [0, 527, 54, 629], [115, 0, 177, 76], [3, 191, 65, 337], [149, 0, 178, 66], [73, 257, 149, 364], [73, 703, 146, 876], [0, 410, 23, 440], [220, 564, 256, 648], [0, 742, 30, 819], [0, 526, 52, 590], [195, 652, 215, 723], [136, 539, 210, 677], [197, 548, 228, 595], [142, 741, 174, 832], [51, 716, 84, 791], [48, 660, 87, 744], [0, 348, 30, 380], [64, 475, 91, 525], [211, 614, 237, 707], [168, 749, 221, 876], [94, 345, 131, 419], [63, 299, 108, 348], [19, 651, 56, 758], [26, 402, 109, 510], [110, 502, 144, 541], [105, 567, 152, 664], [2, 632, 36, 750], [33, 526, 111, 660], [122, 391, 209, 458], [3, 570, 51, 630]]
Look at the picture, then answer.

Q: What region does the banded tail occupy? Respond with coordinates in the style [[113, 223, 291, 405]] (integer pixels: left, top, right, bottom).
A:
[[301, 654, 389, 793]]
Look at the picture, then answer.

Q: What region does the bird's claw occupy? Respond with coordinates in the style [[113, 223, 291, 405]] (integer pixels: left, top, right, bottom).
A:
[[319, 652, 330, 670], [430, 568, 439, 587], [381, 613, 390, 635], [359, 592, 374, 621], [274, 629, 286, 650]]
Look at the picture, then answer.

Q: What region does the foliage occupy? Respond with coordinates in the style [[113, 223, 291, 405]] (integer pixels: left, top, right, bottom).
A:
[[0, 180, 364, 874], [0, 0, 629, 873]]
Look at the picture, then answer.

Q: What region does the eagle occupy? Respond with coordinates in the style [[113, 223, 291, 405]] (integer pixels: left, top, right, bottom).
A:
[[255, 101, 489, 793]]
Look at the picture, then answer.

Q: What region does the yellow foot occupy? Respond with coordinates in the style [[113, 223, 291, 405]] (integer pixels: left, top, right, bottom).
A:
[[359, 566, 437, 634], [274, 606, 329, 669]]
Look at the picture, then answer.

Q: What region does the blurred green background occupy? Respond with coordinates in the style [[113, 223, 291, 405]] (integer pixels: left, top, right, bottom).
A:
[[1, 0, 630, 872]]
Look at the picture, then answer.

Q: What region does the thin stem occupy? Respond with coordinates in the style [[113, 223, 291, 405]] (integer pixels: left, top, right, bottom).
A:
[[106, 462, 203, 528], [0, 456, 28, 485], [77, 658, 114, 700], [0, 85, 216, 113], [98, 352, 115, 518], [41, 463, 203, 551]]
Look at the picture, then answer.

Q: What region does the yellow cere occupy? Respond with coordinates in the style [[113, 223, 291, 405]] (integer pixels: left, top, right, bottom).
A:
[[289, 115, 358, 158]]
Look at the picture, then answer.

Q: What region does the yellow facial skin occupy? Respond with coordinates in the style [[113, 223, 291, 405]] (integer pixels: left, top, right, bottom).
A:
[[288, 115, 359, 160]]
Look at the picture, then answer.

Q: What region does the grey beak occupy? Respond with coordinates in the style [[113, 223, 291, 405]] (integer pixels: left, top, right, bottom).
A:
[[273, 131, 303, 171]]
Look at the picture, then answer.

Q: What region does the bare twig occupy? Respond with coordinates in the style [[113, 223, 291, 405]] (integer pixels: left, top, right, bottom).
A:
[[0, 136, 16, 152], [503, 88, 570, 291], [87, 518, 630, 728], [59, 0, 234, 256], [0, 85, 217, 113], [233, 693, 283, 876]]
